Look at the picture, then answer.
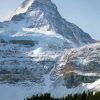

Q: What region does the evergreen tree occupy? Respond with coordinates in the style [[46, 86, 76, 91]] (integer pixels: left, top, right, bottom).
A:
[[25, 91, 100, 100]]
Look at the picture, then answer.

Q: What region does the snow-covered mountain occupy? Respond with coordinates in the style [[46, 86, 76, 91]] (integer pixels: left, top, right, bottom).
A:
[[0, 0, 95, 47], [0, 0, 99, 100]]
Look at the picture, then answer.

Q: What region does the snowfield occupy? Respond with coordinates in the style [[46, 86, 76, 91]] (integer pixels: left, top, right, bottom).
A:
[[1, 78, 100, 100]]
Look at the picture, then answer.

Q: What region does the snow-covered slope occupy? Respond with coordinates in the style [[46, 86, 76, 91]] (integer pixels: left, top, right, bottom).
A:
[[0, 0, 98, 100]]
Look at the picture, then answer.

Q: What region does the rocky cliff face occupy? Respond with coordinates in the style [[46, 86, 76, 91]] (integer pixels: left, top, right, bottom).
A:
[[61, 42, 100, 88]]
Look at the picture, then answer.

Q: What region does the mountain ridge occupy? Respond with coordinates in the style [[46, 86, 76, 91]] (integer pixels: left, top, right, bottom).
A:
[[0, 0, 95, 47]]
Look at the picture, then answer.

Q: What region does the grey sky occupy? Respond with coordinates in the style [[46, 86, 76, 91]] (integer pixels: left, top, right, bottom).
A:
[[0, 0, 100, 40]]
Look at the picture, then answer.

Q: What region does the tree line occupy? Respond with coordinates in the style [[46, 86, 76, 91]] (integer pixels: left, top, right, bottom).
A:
[[25, 91, 100, 100]]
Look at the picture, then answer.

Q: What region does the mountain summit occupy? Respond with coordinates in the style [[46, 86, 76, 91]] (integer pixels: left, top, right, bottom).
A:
[[14, 0, 53, 15]]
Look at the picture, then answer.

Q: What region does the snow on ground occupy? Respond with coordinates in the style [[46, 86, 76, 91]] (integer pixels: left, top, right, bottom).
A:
[[0, 80, 97, 100], [51, 85, 86, 98], [87, 79, 100, 91], [0, 83, 43, 100], [43, 74, 53, 92], [0, 83, 81, 100], [51, 78, 100, 98]]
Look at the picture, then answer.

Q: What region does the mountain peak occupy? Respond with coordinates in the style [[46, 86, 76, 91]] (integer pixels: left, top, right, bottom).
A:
[[14, 0, 33, 15], [4, 0, 95, 47], [14, 0, 53, 15]]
